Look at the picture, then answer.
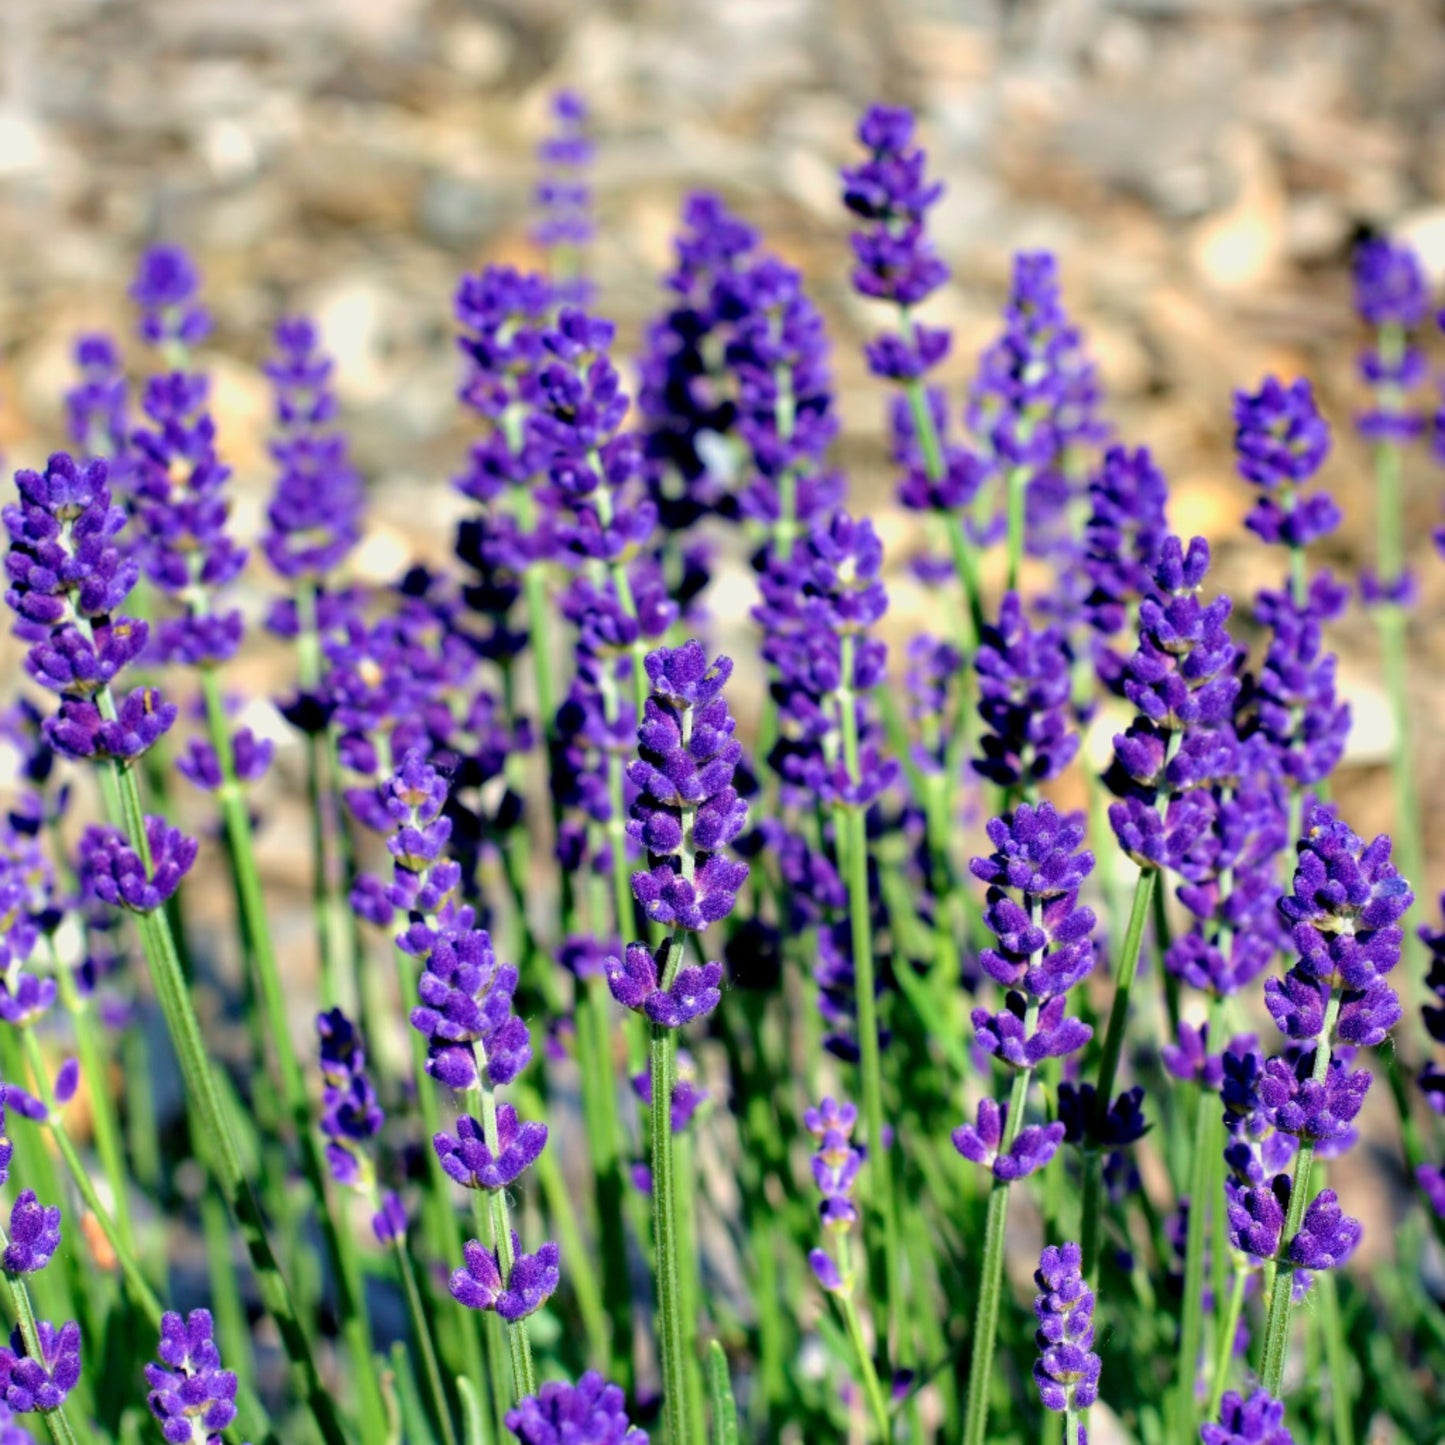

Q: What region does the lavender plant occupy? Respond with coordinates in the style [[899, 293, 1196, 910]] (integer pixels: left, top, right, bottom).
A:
[[0, 92, 1439, 1445]]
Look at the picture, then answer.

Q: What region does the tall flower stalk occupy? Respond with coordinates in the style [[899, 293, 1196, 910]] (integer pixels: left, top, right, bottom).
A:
[[606, 642, 748, 1443]]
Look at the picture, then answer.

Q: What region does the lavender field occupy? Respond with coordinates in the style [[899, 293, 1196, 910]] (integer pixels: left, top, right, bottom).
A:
[[0, 3, 1444, 1444]]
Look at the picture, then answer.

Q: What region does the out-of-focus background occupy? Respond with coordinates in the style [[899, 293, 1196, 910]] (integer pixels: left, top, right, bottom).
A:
[[1, 0, 1443, 853]]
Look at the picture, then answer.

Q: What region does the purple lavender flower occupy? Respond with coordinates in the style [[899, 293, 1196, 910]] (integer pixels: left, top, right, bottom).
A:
[[1233, 377, 1331, 495], [79, 818, 196, 914], [1032, 1243, 1100, 1413], [65, 335, 130, 467], [504, 1371, 646, 1445], [1278, 806, 1412, 999], [1223, 1175, 1289, 1264], [449, 1235, 560, 1322], [842, 105, 948, 316], [144, 1309, 238, 1443], [129, 372, 247, 666], [261, 317, 364, 582], [805, 1098, 864, 1293], [316, 1008, 384, 1191], [1353, 236, 1428, 451], [176, 727, 274, 793], [1202, 1388, 1294, 1445], [1286, 1188, 1361, 1271], [130, 246, 211, 351], [952, 1098, 1064, 1182], [1083, 444, 1170, 690], [434, 1105, 548, 1192], [533, 91, 595, 303], [636, 193, 762, 525], [1, 1195, 59, 1277], [973, 592, 1079, 789], [967, 251, 1106, 475], [1057, 1084, 1147, 1151], [0, 1320, 81, 1414]]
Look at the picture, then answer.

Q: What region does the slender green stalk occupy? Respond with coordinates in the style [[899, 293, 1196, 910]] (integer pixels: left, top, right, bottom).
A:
[[961, 1002, 1040, 1445], [650, 993, 690, 1442], [389, 1225, 458, 1445], [473, 1081, 537, 1401], [1204, 1260, 1249, 1424], [49, 948, 135, 1256], [1005, 463, 1027, 593], [1259, 990, 1341, 1394], [17, 1031, 161, 1322], [1080, 866, 1157, 1278], [1173, 1077, 1218, 1435], [2, 1259, 84, 1445], [838, 1290, 892, 1441], [1368, 322, 1426, 987], [196, 666, 388, 1440], [108, 758, 346, 1445], [676, 1129, 707, 1444], [1064, 1405, 1083, 1445]]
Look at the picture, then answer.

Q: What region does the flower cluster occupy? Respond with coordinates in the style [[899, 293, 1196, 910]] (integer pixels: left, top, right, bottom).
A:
[[533, 91, 595, 303], [953, 803, 1095, 1180], [144, 1310, 237, 1445], [804, 1098, 865, 1294], [261, 317, 364, 583], [504, 1371, 645, 1445], [1032, 1243, 1100, 1415], [3, 451, 175, 761], [606, 643, 748, 1027]]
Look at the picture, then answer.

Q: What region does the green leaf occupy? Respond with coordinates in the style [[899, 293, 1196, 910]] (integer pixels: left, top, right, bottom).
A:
[[458, 1375, 489, 1445], [708, 1340, 741, 1445]]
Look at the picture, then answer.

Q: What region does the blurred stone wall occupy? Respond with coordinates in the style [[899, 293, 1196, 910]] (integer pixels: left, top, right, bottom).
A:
[[2, 0, 1444, 849]]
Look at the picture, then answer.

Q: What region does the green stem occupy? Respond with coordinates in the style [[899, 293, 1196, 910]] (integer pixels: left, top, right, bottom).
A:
[[651, 986, 690, 1441], [111, 762, 347, 1445], [1174, 1076, 1218, 1434], [1204, 1261, 1249, 1424], [1258, 990, 1341, 1395], [1080, 866, 1157, 1279], [676, 1129, 707, 1445], [2, 1261, 83, 1445], [1005, 463, 1027, 594], [838, 1283, 892, 1441], [390, 1228, 458, 1445], [197, 666, 388, 1440], [50, 951, 135, 1257], [474, 1083, 537, 1402]]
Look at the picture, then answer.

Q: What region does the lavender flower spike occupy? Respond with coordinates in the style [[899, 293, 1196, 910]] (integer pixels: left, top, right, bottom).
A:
[[145, 1309, 238, 1444], [1201, 1388, 1294, 1445], [0, 1320, 81, 1414], [505, 1371, 646, 1445], [1, 1195, 60, 1276], [449, 1235, 560, 1322], [1032, 1243, 1101, 1414]]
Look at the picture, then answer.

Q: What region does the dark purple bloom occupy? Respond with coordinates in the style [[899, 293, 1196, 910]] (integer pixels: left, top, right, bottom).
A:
[[805, 1097, 864, 1234], [449, 1235, 560, 1322], [1278, 806, 1412, 994], [842, 104, 949, 313], [504, 1370, 646, 1445], [1417, 1163, 1445, 1217], [1353, 237, 1429, 328], [1223, 1176, 1289, 1264], [1354, 238, 1428, 467], [316, 1009, 384, 1189], [409, 923, 532, 1090], [1057, 1084, 1147, 1150], [0, 1320, 81, 1414], [130, 245, 211, 350], [951, 1098, 1064, 1182], [604, 942, 723, 1030], [533, 92, 595, 305], [79, 818, 196, 914], [145, 1309, 237, 1444], [973, 992, 1091, 1069], [972, 593, 1079, 788], [372, 1191, 407, 1245], [261, 317, 364, 581], [1257, 1053, 1370, 1142], [970, 803, 1096, 1000], [176, 727, 274, 793], [1233, 377, 1331, 491], [1, 1194, 59, 1277], [65, 335, 130, 467], [434, 1105, 548, 1191], [1032, 1242, 1100, 1413], [1161, 1020, 1225, 1088], [1202, 1388, 1294, 1445], [967, 251, 1107, 474], [1286, 1188, 1361, 1271]]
